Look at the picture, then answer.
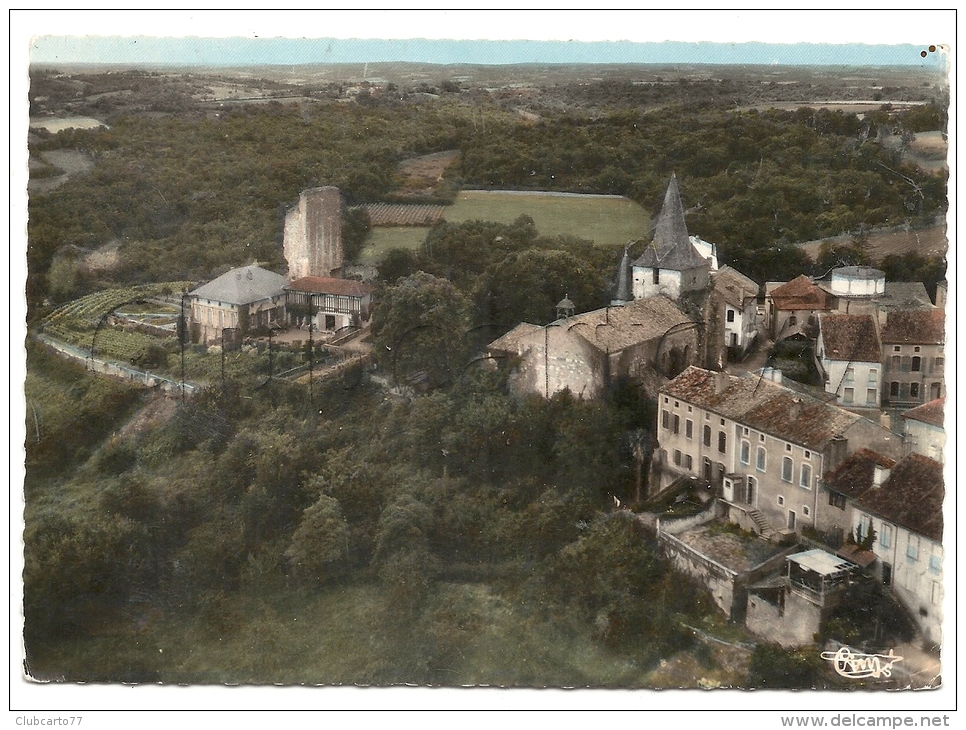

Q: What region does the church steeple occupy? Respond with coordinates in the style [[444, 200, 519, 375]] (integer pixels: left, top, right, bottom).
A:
[[612, 243, 632, 305], [651, 173, 692, 262]]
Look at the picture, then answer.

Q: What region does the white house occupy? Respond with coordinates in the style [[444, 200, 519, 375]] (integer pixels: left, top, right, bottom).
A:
[[816, 313, 882, 410], [850, 453, 944, 648], [901, 398, 945, 464], [188, 264, 288, 344]]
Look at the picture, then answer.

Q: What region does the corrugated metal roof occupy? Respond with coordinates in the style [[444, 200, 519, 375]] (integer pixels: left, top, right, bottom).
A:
[[190, 265, 288, 306]]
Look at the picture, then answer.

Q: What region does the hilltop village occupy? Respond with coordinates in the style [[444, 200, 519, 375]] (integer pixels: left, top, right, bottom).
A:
[[25, 63, 948, 687]]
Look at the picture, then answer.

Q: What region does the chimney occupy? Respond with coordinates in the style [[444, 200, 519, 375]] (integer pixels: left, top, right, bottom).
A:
[[790, 397, 803, 420], [714, 371, 730, 394], [935, 280, 947, 308], [873, 464, 891, 487], [760, 367, 783, 384], [827, 434, 848, 472]]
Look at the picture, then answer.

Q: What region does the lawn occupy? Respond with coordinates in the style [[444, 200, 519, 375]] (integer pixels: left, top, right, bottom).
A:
[[355, 191, 651, 265], [444, 190, 650, 248], [357, 226, 431, 266]]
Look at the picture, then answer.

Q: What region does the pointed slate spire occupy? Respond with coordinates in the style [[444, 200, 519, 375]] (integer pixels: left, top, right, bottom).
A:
[[613, 243, 632, 304], [652, 173, 691, 260]]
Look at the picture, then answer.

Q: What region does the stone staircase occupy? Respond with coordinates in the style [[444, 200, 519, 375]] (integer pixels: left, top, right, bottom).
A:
[[748, 509, 777, 542]]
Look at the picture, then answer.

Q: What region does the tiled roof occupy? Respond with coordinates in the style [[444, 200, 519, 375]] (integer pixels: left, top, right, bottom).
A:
[[880, 309, 945, 345], [854, 453, 944, 542], [819, 314, 881, 363], [769, 275, 828, 311], [486, 323, 543, 354], [662, 366, 862, 450], [567, 296, 694, 353], [190, 265, 287, 306], [903, 398, 944, 428], [713, 265, 759, 309], [877, 282, 934, 311], [824, 448, 898, 497], [285, 276, 373, 297], [632, 175, 709, 272]]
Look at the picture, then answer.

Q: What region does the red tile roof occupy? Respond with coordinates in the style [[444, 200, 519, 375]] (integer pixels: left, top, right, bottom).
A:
[[854, 453, 944, 542], [880, 309, 945, 345], [824, 448, 898, 498], [903, 398, 945, 428], [285, 276, 373, 297], [769, 275, 828, 312], [819, 314, 881, 363]]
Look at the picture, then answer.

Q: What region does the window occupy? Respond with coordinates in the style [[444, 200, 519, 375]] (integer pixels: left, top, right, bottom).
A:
[[867, 389, 877, 405], [746, 476, 756, 505], [803, 450, 811, 460], [759, 433, 765, 443], [777, 495, 785, 507], [901, 356, 911, 373], [880, 524, 892, 548], [740, 441, 750, 465], [844, 388, 854, 404], [859, 515, 871, 542], [703, 425, 712, 447], [726, 309, 735, 323], [785, 443, 792, 452], [844, 367, 855, 384], [933, 357, 944, 374], [803, 505, 810, 517], [912, 356, 922, 372], [673, 414, 680, 434], [890, 382, 900, 398], [782, 457, 793, 482], [789, 315, 797, 325], [914, 346, 921, 353], [829, 492, 846, 510], [906, 536, 920, 562], [674, 450, 682, 466], [720, 418, 725, 426], [910, 383, 920, 400], [756, 447, 767, 472], [674, 400, 679, 408], [653, 268, 660, 284], [685, 454, 693, 470], [800, 463, 812, 490], [893, 346, 901, 353], [686, 420, 693, 439], [929, 554, 941, 574], [663, 397, 669, 404], [889, 355, 899, 372], [662, 411, 670, 430], [868, 370, 877, 385]]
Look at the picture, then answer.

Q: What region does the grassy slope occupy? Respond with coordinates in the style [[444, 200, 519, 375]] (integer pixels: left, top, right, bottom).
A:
[[445, 191, 650, 248]]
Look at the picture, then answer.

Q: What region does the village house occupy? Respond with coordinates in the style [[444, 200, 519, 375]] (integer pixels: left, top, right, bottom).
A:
[[187, 264, 288, 345], [849, 452, 944, 648], [486, 295, 698, 401], [815, 313, 882, 411], [900, 398, 945, 463], [284, 276, 373, 333], [656, 366, 902, 540], [764, 275, 830, 342], [880, 309, 945, 409], [818, 448, 898, 549], [712, 265, 760, 361]]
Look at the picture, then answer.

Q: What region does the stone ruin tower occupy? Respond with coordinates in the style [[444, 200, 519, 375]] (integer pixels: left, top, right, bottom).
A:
[[283, 186, 344, 280]]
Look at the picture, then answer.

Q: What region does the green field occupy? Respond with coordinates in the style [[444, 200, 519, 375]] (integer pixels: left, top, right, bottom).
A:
[[356, 191, 650, 265], [445, 191, 650, 247], [358, 226, 432, 266]]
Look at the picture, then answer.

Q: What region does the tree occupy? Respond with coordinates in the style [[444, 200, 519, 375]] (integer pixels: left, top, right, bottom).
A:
[[285, 495, 350, 584], [370, 271, 471, 387], [341, 206, 372, 263]]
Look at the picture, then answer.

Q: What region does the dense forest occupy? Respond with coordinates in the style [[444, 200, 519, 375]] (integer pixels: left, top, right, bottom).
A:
[[23, 65, 946, 686]]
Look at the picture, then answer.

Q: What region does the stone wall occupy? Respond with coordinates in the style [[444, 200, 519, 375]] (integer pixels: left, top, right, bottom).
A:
[[284, 187, 344, 280]]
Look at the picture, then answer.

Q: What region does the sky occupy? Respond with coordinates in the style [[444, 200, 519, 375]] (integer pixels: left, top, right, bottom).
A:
[[15, 9, 954, 69]]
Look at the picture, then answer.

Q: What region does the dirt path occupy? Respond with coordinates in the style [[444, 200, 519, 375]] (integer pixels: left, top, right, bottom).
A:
[[116, 393, 179, 440]]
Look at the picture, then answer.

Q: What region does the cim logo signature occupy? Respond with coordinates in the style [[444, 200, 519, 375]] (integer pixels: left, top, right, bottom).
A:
[[821, 646, 903, 679]]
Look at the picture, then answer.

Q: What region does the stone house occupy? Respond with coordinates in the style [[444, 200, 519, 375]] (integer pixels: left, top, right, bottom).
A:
[[818, 448, 898, 549], [850, 453, 944, 647], [764, 275, 830, 342], [901, 398, 945, 464], [656, 366, 902, 540], [187, 264, 288, 344], [815, 313, 882, 411], [284, 276, 373, 333], [486, 296, 698, 400], [712, 265, 760, 360], [880, 309, 945, 409]]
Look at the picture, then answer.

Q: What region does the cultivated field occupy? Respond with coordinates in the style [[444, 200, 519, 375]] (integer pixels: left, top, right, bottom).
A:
[[357, 226, 431, 266], [797, 224, 947, 263], [364, 203, 446, 227], [444, 190, 650, 248]]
